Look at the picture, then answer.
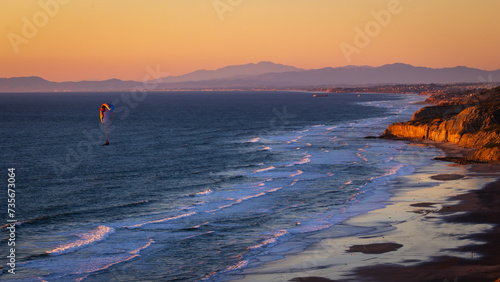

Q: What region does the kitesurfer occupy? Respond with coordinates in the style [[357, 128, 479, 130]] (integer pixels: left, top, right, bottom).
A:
[[100, 103, 115, 146]]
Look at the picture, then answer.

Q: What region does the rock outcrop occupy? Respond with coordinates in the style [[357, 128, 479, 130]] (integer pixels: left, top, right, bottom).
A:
[[411, 104, 470, 121], [382, 90, 500, 163]]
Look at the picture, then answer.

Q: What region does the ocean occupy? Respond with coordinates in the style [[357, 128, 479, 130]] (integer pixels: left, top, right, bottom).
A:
[[0, 91, 442, 281]]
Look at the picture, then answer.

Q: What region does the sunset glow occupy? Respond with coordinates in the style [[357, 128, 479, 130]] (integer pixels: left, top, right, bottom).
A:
[[1, 0, 499, 81]]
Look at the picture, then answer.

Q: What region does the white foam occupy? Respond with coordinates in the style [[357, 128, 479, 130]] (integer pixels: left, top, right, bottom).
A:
[[195, 189, 213, 196], [246, 137, 260, 143], [356, 152, 368, 162], [289, 170, 303, 177], [267, 186, 283, 193], [294, 154, 311, 165], [205, 192, 267, 213], [248, 229, 288, 250], [192, 222, 210, 229], [237, 192, 266, 203], [253, 166, 275, 173], [125, 211, 196, 229], [75, 239, 154, 281], [285, 136, 303, 144], [130, 239, 154, 254], [185, 231, 215, 240], [201, 260, 249, 281], [47, 226, 114, 255], [226, 260, 248, 271]]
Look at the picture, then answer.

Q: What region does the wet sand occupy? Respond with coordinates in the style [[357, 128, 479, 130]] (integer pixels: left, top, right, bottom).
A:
[[430, 174, 465, 181], [350, 174, 500, 282], [346, 243, 403, 254], [232, 149, 500, 282]]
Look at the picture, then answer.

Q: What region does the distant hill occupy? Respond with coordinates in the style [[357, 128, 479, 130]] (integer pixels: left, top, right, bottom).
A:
[[154, 63, 500, 89], [1, 62, 499, 92], [0, 77, 141, 92], [157, 61, 303, 84]]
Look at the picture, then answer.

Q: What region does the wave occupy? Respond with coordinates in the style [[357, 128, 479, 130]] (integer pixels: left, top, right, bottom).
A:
[[294, 154, 311, 165], [356, 152, 368, 162], [206, 187, 279, 213], [226, 260, 248, 271], [201, 260, 249, 281], [247, 229, 287, 250], [237, 192, 266, 203], [47, 225, 114, 255], [191, 222, 210, 229], [184, 231, 215, 240], [285, 136, 303, 144], [369, 163, 406, 181], [1, 215, 50, 229], [122, 200, 150, 207], [125, 211, 196, 229], [189, 188, 213, 197], [246, 137, 261, 143], [253, 166, 275, 173], [75, 239, 154, 282], [6, 200, 153, 230], [289, 170, 303, 178], [267, 186, 283, 193]]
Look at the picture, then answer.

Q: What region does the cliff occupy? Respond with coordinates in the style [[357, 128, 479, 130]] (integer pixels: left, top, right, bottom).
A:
[[382, 87, 500, 163]]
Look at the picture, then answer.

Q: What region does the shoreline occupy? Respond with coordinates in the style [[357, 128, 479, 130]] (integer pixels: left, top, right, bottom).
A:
[[347, 162, 500, 282], [229, 143, 500, 282]]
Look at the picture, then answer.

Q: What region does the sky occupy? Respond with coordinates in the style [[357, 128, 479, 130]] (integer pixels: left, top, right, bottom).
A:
[[1, 0, 499, 82]]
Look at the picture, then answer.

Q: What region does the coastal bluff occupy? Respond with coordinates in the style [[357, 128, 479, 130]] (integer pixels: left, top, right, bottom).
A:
[[381, 87, 500, 163]]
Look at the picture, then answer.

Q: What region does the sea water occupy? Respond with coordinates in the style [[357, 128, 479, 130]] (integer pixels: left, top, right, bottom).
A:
[[0, 91, 441, 281]]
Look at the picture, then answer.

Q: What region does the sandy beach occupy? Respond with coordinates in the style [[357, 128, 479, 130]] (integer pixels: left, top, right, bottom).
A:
[[231, 145, 500, 282]]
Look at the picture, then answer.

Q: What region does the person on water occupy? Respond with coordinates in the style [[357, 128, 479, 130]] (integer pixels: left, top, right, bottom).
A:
[[100, 103, 114, 146], [101, 106, 108, 145]]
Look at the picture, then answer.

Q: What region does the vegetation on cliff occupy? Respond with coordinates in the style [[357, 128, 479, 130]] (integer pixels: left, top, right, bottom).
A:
[[382, 86, 500, 163]]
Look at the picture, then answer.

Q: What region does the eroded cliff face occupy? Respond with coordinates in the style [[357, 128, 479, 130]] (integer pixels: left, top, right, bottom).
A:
[[411, 104, 470, 121], [382, 100, 500, 162]]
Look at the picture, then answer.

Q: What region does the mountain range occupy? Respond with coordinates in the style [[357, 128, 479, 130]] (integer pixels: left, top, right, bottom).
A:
[[1, 62, 499, 92]]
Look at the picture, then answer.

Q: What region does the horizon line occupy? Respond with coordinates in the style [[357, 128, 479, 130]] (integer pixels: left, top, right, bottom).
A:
[[3, 62, 500, 83]]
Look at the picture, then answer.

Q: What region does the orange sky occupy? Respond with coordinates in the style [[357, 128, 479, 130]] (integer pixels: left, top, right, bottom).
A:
[[1, 0, 499, 81]]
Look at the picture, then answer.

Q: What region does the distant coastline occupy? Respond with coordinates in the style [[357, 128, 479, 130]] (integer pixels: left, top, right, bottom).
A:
[[1, 62, 499, 92]]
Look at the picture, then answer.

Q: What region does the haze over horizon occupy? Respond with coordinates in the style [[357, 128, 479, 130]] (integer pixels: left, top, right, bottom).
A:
[[3, 61, 500, 83], [2, 0, 499, 82]]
